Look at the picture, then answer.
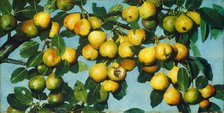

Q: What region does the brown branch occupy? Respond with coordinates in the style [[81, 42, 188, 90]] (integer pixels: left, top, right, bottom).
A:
[[1, 58, 26, 65], [0, 34, 25, 64]]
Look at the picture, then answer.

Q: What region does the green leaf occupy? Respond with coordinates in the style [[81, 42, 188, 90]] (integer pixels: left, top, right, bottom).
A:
[[26, 51, 43, 67], [39, 30, 49, 41], [213, 4, 224, 17], [180, 33, 190, 44], [84, 107, 98, 113], [177, 68, 190, 92], [213, 84, 224, 101], [0, 0, 12, 14], [85, 77, 99, 90], [113, 80, 127, 100], [175, 0, 185, 6], [163, 0, 175, 7], [200, 19, 209, 42], [55, 60, 70, 77], [106, 4, 123, 21], [191, 28, 198, 43], [94, 101, 108, 111], [185, 0, 202, 10], [190, 40, 201, 57], [22, 5, 43, 19], [102, 20, 116, 30], [73, 80, 87, 103], [130, 46, 144, 55], [195, 76, 208, 89], [138, 71, 152, 83], [87, 83, 101, 105], [14, 87, 33, 106], [198, 102, 221, 112], [193, 57, 213, 80], [130, 21, 140, 32], [210, 27, 223, 39], [20, 41, 39, 58], [123, 0, 142, 6], [188, 59, 199, 79], [27, 68, 39, 80], [7, 94, 29, 111], [70, 61, 88, 73], [164, 60, 175, 70], [199, 7, 224, 28], [12, 0, 27, 11], [52, 11, 68, 26], [60, 30, 76, 38], [92, 3, 107, 19], [124, 108, 144, 113], [177, 102, 191, 113], [54, 103, 73, 113], [11, 67, 28, 83], [51, 34, 66, 56], [150, 90, 164, 108], [27, 0, 41, 5], [62, 83, 78, 105], [44, 0, 56, 13], [32, 92, 48, 100]]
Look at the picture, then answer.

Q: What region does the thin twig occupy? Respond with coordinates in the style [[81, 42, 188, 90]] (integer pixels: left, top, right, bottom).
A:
[[2, 58, 26, 65]]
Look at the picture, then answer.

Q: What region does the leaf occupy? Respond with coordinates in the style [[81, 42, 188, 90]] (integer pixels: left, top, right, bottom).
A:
[[123, 0, 142, 6], [85, 77, 99, 90], [210, 27, 223, 39], [124, 108, 144, 113], [177, 68, 190, 92], [106, 4, 123, 21], [44, 0, 56, 13], [164, 60, 175, 70], [185, 0, 202, 10], [55, 60, 70, 77], [195, 76, 208, 89], [84, 107, 98, 113], [27, 68, 39, 80], [39, 30, 49, 41], [190, 40, 201, 57], [60, 30, 76, 38], [32, 92, 48, 100], [130, 21, 140, 32], [92, 3, 107, 19], [12, 0, 27, 11], [70, 61, 88, 73], [163, 0, 175, 7], [177, 102, 191, 113], [94, 101, 108, 111], [188, 59, 199, 79], [130, 46, 144, 55], [180, 33, 190, 44], [113, 80, 127, 100], [0, 0, 12, 14], [198, 102, 221, 112], [27, 0, 41, 5], [200, 19, 209, 42], [26, 51, 43, 67], [62, 83, 78, 105], [51, 34, 66, 56], [52, 11, 68, 26], [14, 87, 33, 106], [102, 20, 116, 30], [193, 57, 213, 80], [191, 28, 198, 43], [73, 80, 87, 103], [11, 67, 28, 83], [7, 94, 29, 111], [54, 103, 73, 113], [87, 83, 101, 105], [213, 84, 224, 100], [150, 90, 164, 108], [22, 5, 43, 19], [20, 41, 39, 58], [213, 4, 224, 17], [175, 0, 185, 6], [198, 7, 224, 28], [137, 62, 153, 83]]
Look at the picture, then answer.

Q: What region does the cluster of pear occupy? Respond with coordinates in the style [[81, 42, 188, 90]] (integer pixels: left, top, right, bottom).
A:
[[139, 42, 215, 107], [163, 11, 201, 33]]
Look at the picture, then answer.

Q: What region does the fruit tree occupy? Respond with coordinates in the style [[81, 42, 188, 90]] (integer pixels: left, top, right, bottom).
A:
[[0, 0, 223, 112]]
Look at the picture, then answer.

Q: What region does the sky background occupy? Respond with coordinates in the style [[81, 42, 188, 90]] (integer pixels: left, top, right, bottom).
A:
[[0, 0, 224, 112]]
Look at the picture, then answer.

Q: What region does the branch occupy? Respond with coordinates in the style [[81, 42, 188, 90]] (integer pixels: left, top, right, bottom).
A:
[[0, 34, 26, 64], [1, 58, 26, 65]]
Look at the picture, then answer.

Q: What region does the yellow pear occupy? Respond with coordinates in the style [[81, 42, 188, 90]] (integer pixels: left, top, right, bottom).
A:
[[128, 28, 146, 46], [168, 66, 179, 84], [88, 31, 107, 49], [138, 46, 156, 65], [99, 38, 118, 58], [175, 14, 193, 33], [118, 42, 134, 58], [139, 2, 156, 19], [122, 6, 139, 22], [163, 87, 182, 105], [150, 72, 170, 90]]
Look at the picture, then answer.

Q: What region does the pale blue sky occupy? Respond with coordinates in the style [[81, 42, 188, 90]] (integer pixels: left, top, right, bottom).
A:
[[0, 0, 224, 112]]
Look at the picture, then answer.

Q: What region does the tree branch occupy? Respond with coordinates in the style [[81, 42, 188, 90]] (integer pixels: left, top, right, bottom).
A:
[[1, 58, 26, 65], [0, 34, 26, 64]]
